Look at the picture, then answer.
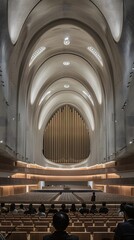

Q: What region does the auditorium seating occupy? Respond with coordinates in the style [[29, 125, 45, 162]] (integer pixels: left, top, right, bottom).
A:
[[71, 232, 91, 240], [86, 226, 108, 233], [6, 231, 27, 240], [0, 188, 129, 240], [30, 232, 49, 240], [67, 226, 85, 232], [0, 210, 126, 240], [93, 232, 114, 240]]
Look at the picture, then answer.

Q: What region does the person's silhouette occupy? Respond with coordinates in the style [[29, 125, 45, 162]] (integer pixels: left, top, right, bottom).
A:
[[114, 205, 134, 240], [43, 212, 79, 240]]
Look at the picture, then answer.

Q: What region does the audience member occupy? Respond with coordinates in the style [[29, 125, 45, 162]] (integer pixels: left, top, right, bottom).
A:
[[24, 203, 37, 214], [0, 202, 9, 213], [70, 203, 77, 213], [38, 203, 46, 216], [99, 202, 109, 214], [91, 191, 96, 203], [114, 204, 134, 240], [59, 203, 69, 213], [18, 203, 25, 214], [43, 212, 79, 240], [9, 203, 18, 213], [118, 202, 126, 217], [47, 204, 58, 214], [90, 203, 98, 214], [79, 203, 89, 214]]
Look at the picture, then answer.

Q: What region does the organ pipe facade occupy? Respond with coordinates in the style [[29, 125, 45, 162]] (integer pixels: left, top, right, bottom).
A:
[[43, 105, 90, 164]]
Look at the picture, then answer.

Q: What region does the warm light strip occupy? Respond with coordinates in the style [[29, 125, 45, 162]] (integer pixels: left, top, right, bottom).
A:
[[96, 184, 134, 188], [0, 184, 37, 187], [17, 161, 116, 171], [27, 174, 106, 179]]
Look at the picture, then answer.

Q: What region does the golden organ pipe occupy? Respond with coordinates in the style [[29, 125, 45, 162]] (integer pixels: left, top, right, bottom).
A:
[[43, 105, 90, 163]]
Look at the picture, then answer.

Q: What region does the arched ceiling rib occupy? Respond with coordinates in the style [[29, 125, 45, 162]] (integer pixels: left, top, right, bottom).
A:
[[28, 24, 104, 69], [8, 0, 123, 44], [38, 78, 95, 107], [92, 0, 123, 42], [8, 0, 40, 44], [30, 54, 102, 105], [38, 92, 95, 131]]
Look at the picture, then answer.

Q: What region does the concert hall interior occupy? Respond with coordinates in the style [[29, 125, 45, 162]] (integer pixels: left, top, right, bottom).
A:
[[1, 0, 134, 200]]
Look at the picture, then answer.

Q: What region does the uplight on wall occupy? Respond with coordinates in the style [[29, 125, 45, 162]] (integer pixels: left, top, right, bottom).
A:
[[29, 46, 46, 66], [82, 91, 94, 106], [39, 91, 51, 106]]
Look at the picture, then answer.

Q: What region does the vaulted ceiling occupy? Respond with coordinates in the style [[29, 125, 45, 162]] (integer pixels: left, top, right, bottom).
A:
[[0, 0, 134, 184]]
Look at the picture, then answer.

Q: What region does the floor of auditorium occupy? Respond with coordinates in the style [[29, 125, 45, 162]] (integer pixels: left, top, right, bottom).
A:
[[0, 186, 134, 204]]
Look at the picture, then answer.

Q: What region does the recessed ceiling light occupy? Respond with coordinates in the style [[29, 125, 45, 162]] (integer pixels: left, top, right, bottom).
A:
[[64, 36, 70, 45], [87, 46, 103, 66], [63, 61, 70, 66], [29, 46, 46, 66], [64, 84, 70, 88], [0, 140, 3, 143]]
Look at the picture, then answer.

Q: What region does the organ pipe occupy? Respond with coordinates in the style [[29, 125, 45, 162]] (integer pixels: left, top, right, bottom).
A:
[[43, 105, 90, 164]]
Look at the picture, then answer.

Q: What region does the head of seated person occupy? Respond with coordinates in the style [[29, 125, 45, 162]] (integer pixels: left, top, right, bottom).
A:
[[90, 204, 98, 214], [114, 204, 134, 240], [79, 203, 89, 214], [53, 212, 69, 231], [1, 202, 9, 213], [48, 204, 58, 214], [43, 212, 79, 240], [70, 203, 77, 212], [124, 204, 134, 220], [10, 203, 17, 212], [60, 203, 69, 213], [99, 202, 108, 214], [18, 203, 25, 213], [39, 203, 45, 212]]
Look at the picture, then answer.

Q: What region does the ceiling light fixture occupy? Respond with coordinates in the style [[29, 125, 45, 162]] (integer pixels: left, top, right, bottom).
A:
[[64, 84, 70, 88], [64, 36, 70, 46], [29, 46, 46, 66], [87, 46, 103, 66], [63, 61, 70, 66]]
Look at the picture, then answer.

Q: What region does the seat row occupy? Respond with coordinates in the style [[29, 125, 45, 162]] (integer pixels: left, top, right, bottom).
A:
[[2, 231, 115, 240], [0, 219, 122, 227], [0, 225, 117, 233]]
